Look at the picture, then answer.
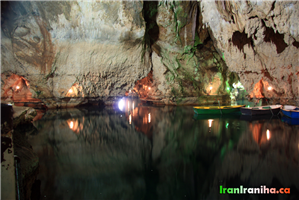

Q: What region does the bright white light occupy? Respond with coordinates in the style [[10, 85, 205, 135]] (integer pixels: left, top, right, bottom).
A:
[[70, 121, 74, 129], [233, 81, 244, 89], [69, 89, 73, 93], [266, 129, 270, 140], [208, 119, 213, 128], [129, 89, 132, 93], [148, 87, 151, 90], [268, 86, 272, 91], [209, 86, 213, 90], [118, 98, 125, 111], [16, 86, 20, 90], [129, 114, 132, 125], [148, 113, 151, 123]]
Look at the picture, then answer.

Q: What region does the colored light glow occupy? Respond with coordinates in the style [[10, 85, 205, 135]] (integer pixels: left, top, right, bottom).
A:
[[129, 114, 132, 125], [226, 123, 229, 129], [70, 121, 74, 129], [208, 119, 213, 128], [148, 113, 151, 123], [266, 129, 270, 140], [247, 105, 250, 108], [226, 87, 230, 90], [268, 86, 272, 91], [118, 98, 125, 111]]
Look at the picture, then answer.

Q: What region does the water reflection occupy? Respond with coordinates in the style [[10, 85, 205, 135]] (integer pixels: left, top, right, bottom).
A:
[[67, 118, 84, 134], [28, 104, 299, 200]]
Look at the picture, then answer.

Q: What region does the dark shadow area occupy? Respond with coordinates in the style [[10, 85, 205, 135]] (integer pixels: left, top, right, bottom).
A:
[[262, 21, 288, 54], [142, 1, 159, 50], [231, 31, 253, 52], [293, 41, 299, 49]]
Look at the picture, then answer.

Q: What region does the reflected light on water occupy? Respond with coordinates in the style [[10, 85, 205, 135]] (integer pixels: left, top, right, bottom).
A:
[[208, 119, 213, 128], [129, 114, 132, 125], [67, 119, 83, 134], [266, 129, 270, 140], [118, 98, 125, 111], [148, 113, 151, 123], [70, 121, 74, 129]]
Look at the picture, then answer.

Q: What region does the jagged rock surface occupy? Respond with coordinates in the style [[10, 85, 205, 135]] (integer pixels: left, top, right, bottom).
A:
[[201, 0, 299, 100], [2, 1, 298, 106]]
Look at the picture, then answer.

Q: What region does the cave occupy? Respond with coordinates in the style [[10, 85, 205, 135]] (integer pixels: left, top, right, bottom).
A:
[[1, 1, 299, 200]]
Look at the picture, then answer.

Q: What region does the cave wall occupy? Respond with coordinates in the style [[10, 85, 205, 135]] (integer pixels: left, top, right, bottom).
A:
[[2, 1, 298, 107], [201, 0, 299, 101], [1, 1, 150, 107], [144, 1, 234, 104]]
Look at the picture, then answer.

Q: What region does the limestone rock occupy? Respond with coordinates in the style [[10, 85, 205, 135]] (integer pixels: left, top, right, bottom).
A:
[[1, 1, 150, 106], [201, 0, 299, 100]]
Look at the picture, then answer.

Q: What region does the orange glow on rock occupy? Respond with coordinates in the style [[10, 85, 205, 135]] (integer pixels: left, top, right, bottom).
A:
[[250, 80, 264, 98], [66, 83, 83, 97]]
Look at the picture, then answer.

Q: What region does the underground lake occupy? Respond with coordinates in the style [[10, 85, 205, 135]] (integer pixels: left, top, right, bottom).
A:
[[21, 98, 299, 200]]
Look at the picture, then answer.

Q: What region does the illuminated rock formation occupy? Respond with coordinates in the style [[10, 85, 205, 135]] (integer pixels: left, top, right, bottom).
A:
[[1, 1, 298, 107], [201, 0, 299, 101]]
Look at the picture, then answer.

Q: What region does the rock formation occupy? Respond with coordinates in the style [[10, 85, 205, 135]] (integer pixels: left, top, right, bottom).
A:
[[1, 1, 298, 107], [1, 1, 150, 108], [201, 0, 299, 102]]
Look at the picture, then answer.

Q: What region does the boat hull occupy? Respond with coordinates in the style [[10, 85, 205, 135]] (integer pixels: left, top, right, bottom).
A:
[[240, 105, 281, 116], [193, 105, 244, 115], [281, 109, 299, 119]]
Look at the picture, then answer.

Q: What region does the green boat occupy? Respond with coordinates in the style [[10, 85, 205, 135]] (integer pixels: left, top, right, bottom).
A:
[[193, 105, 245, 115]]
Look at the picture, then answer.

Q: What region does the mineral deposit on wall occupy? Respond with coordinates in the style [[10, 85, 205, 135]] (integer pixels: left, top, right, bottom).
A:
[[201, 0, 299, 100]]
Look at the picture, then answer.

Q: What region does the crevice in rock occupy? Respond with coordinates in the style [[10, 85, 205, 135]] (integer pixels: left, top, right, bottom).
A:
[[270, 1, 275, 11], [261, 69, 274, 81], [249, 15, 258, 20], [262, 21, 288, 54], [293, 41, 299, 49], [231, 31, 253, 52], [142, 1, 159, 53]]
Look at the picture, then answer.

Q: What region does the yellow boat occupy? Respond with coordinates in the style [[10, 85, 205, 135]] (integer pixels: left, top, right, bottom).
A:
[[193, 105, 245, 115]]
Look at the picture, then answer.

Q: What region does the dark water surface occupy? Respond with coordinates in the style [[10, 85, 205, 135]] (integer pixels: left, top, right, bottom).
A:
[[28, 99, 299, 200]]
